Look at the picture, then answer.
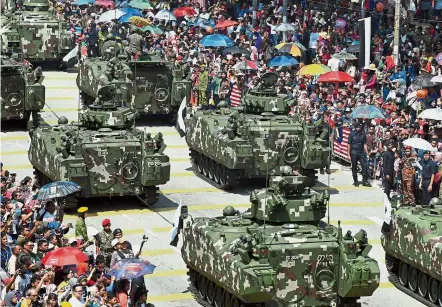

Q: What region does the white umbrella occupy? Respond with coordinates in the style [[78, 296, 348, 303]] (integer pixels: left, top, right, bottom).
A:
[[431, 74, 442, 83], [417, 108, 442, 121], [403, 138, 437, 152], [62, 45, 78, 68], [155, 9, 176, 21], [98, 9, 125, 23], [274, 23, 297, 32]]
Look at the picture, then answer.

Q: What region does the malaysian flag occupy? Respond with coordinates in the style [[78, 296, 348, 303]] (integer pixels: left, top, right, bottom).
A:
[[333, 127, 351, 161]]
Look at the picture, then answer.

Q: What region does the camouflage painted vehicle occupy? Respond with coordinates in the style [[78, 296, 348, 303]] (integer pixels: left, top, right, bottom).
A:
[[0, 0, 75, 63], [180, 175, 380, 306], [0, 54, 45, 123], [183, 72, 331, 189], [28, 77, 171, 208], [382, 197, 442, 306], [76, 51, 191, 122]]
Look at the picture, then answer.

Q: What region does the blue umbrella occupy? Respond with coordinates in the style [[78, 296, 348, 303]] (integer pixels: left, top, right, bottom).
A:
[[352, 40, 360, 45], [73, 0, 90, 5], [268, 55, 299, 67], [350, 105, 386, 119], [118, 14, 137, 23], [200, 34, 234, 47], [120, 7, 143, 16], [109, 258, 156, 280], [37, 181, 81, 201]]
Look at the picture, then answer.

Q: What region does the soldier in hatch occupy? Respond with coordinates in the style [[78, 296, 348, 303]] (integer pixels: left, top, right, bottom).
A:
[[101, 34, 120, 60], [127, 26, 143, 61]]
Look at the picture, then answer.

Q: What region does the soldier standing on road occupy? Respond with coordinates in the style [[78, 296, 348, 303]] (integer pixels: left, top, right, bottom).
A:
[[127, 26, 143, 61], [95, 219, 113, 268], [197, 64, 209, 108], [75, 207, 89, 243], [347, 122, 372, 187], [419, 150, 437, 206], [383, 141, 395, 200]]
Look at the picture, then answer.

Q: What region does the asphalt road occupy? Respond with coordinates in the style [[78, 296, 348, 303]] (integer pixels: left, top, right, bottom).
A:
[[0, 71, 419, 307]]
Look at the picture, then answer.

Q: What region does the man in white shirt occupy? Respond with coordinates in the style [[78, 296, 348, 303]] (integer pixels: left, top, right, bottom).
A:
[[69, 284, 87, 307], [7, 245, 21, 275]]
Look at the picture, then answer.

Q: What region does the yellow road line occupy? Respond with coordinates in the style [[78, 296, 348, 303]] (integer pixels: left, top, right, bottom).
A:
[[43, 107, 79, 112], [1, 135, 28, 141], [147, 269, 188, 278], [43, 77, 77, 81], [148, 293, 193, 302], [142, 248, 175, 257], [46, 86, 78, 90], [1, 150, 29, 156], [45, 97, 77, 102]]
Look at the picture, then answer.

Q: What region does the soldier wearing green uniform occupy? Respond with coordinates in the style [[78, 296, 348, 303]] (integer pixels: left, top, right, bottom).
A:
[[197, 64, 209, 108], [75, 207, 89, 243], [95, 218, 114, 268]]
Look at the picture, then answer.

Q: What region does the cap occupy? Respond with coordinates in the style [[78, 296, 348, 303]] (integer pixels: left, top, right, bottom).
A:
[[60, 302, 72, 307], [405, 146, 412, 150], [78, 275, 87, 282], [102, 219, 111, 227], [111, 239, 120, 247], [424, 150, 431, 155], [77, 207, 88, 214]]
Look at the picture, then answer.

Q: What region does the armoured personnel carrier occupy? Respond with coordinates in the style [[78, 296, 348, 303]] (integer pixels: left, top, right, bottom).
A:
[[180, 175, 380, 306], [76, 48, 191, 122], [382, 197, 442, 306], [0, 54, 45, 124], [0, 0, 75, 63], [183, 72, 331, 189], [28, 75, 171, 208]]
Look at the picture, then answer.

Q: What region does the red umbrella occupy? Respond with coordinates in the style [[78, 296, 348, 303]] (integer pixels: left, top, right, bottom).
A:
[[173, 6, 196, 17], [41, 247, 89, 267], [317, 71, 354, 83], [215, 20, 239, 29], [94, 0, 114, 7], [233, 60, 258, 70]]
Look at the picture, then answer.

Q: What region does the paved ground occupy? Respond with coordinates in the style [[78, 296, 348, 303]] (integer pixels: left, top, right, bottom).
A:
[[0, 71, 419, 307]]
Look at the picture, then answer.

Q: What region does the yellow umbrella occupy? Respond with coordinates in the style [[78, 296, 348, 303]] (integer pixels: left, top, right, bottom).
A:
[[129, 16, 152, 26], [297, 64, 331, 76], [274, 42, 302, 57]]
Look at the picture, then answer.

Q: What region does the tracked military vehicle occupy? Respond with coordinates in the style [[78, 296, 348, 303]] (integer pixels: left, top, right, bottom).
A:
[[76, 47, 191, 122], [0, 54, 44, 124], [180, 175, 380, 306], [0, 0, 74, 63], [183, 72, 331, 189], [28, 62, 171, 208], [382, 196, 442, 306]]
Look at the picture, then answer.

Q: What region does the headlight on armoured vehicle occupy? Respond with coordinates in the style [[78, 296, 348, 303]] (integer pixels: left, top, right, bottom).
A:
[[315, 269, 336, 291], [7, 93, 21, 107]]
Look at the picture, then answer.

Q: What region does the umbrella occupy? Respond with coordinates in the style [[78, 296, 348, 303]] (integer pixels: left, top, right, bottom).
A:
[[317, 71, 354, 83], [129, 16, 151, 26], [268, 55, 299, 67], [119, 14, 136, 23], [37, 181, 81, 201], [274, 23, 297, 32], [173, 6, 196, 17], [350, 105, 386, 119], [412, 73, 436, 88], [274, 42, 302, 57], [98, 9, 125, 23], [140, 25, 163, 34], [200, 34, 234, 47], [332, 52, 358, 60], [94, 0, 114, 7], [120, 7, 143, 16], [431, 74, 442, 83], [233, 60, 258, 70], [62, 45, 78, 67], [128, 0, 153, 10], [403, 138, 437, 152], [297, 64, 331, 76], [73, 0, 90, 5], [215, 20, 238, 29], [108, 258, 156, 280], [417, 108, 442, 121], [294, 42, 306, 51], [221, 45, 250, 56], [346, 45, 360, 53], [41, 247, 88, 266], [154, 9, 176, 21]]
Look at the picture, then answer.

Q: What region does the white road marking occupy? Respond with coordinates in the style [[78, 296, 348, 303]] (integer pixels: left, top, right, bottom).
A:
[[122, 214, 133, 221], [144, 228, 159, 238]]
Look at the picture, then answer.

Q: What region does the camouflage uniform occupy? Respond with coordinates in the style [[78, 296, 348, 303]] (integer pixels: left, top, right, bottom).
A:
[[197, 66, 209, 107], [75, 217, 89, 242], [127, 26, 143, 60], [101, 34, 121, 60], [400, 156, 416, 206], [96, 230, 113, 267]]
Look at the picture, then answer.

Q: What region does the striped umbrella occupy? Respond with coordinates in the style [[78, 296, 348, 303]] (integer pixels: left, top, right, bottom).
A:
[[37, 181, 81, 201], [233, 60, 258, 70], [274, 42, 302, 57]]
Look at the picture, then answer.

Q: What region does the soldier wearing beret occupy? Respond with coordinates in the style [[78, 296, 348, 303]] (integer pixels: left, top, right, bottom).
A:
[[75, 207, 89, 243], [95, 219, 113, 268]]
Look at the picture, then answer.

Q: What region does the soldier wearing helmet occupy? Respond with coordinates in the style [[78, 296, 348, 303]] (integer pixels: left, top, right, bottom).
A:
[[101, 34, 121, 61], [127, 26, 143, 60]]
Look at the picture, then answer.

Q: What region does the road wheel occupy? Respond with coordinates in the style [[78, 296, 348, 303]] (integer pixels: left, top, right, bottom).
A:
[[428, 278, 439, 303], [213, 163, 220, 184], [230, 296, 240, 307], [207, 160, 215, 181], [417, 271, 428, 297], [202, 156, 209, 177], [223, 291, 232, 307], [219, 166, 227, 186], [408, 266, 418, 292], [438, 280, 442, 306], [398, 261, 408, 286], [206, 281, 215, 306], [214, 285, 224, 307], [189, 269, 197, 286], [197, 275, 207, 300], [197, 153, 204, 174], [385, 254, 398, 273]]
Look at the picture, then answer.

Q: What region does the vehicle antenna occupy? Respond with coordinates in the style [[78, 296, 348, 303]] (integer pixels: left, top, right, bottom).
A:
[[327, 124, 331, 225], [263, 119, 272, 233]]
